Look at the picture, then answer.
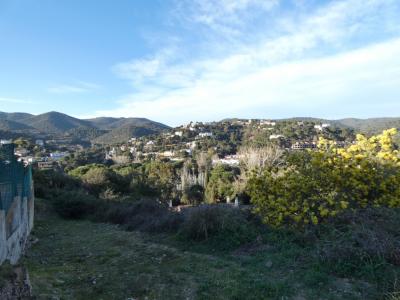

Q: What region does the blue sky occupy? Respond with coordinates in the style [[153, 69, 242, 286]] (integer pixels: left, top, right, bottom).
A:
[[0, 0, 399, 126]]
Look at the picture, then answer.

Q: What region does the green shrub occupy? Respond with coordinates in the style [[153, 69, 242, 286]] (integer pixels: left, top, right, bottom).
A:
[[205, 165, 237, 203], [180, 205, 257, 245], [96, 198, 183, 233], [248, 130, 400, 227], [33, 169, 80, 198], [181, 184, 204, 205], [313, 208, 400, 296], [50, 189, 100, 219], [316, 208, 400, 268], [248, 150, 400, 227]]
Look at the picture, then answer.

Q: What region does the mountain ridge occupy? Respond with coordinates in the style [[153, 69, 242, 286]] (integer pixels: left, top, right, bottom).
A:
[[1, 111, 399, 144], [0, 111, 170, 143]]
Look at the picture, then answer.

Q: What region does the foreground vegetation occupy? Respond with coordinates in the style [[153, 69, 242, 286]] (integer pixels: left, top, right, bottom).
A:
[[21, 198, 400, 299], [21, 128, 400, 299]]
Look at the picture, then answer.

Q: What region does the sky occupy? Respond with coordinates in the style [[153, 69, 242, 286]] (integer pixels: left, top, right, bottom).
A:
[[0, 0, 399, 126]]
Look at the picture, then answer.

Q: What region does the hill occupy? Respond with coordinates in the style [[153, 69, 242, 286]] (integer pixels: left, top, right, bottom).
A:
[[281, 117, 400, 134], [0, 111, 170, 143], [0, 119, 33, 131], [86, 117, 169, 131], [93, 123, 164, 144], [19, 111, 94, 134], [0, 112, 33, 123], [337, 118, 400, 134]]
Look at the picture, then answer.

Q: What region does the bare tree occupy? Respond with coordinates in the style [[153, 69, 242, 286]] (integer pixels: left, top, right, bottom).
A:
[[196, 152, 211, 186], [233, 145, 284, 196], [238, 145, 284, 174]]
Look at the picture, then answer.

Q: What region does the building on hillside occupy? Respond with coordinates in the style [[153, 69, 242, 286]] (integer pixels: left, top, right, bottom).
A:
[[212, 154, 240, 166], [314, 123, 330, 131], [49, 152, 68, 161], [159, 150, 175, 158], [197, 132, 213, 138], [144, 140, 155, 151], [0, 143, 34, 265], [291, 142, 317, 150], [174, 131, 183, 137], [37, 161, 55, 170], [269, 134, 285, 140], [146, 140, 155, 146], [260, 120, 276, 126], [14, 148, 29, 157], [35, 139, 44, 146]]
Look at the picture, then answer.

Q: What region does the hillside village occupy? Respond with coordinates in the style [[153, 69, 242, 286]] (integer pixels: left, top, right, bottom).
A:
[[0, 116, 357, 171]]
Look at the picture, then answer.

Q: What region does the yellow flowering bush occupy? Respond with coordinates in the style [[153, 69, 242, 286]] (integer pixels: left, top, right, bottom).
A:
[[248, 129, 400, 227]]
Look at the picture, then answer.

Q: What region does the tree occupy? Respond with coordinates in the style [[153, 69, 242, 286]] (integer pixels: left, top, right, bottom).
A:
[[238, 145, 284, 175], [248, 129, 400, 227], [145, 160, 178, 203], [182, 184, 204, 205], [205, 164, 236, 203]]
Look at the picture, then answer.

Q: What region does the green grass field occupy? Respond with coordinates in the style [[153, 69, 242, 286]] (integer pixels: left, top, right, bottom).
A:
[[21, 199, 389, 300]]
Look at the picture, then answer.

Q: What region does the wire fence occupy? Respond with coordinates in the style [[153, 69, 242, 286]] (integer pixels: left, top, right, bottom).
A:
[[0, 144, 33, 213]]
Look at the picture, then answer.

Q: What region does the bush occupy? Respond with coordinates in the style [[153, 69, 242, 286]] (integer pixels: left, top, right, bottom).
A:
[[180, 205, 257, 244], [181, 184, 204, 205], [316, 208, 400, 268], [205, 165, 236, 203], [312, 208, 400, 296], [49, 189, 100, 219], [248, 129, 400, 227], [96, 198, 183, 233], [33, 169, 80, 197]]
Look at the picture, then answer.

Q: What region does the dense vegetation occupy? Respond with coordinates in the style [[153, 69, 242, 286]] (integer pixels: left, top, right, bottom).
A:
[[248, 129, 400, 227], [2, 109, 399, 299], [27, 128, 400, 298]]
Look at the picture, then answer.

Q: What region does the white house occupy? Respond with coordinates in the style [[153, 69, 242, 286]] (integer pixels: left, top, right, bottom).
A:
[[160, 150, 175, 158], [314, 123, 330, 131], [212, 155, 240, 166], [260, 120, 276, 126], [50, 152, 68, 161], [35, 139, 44, 146], [198, 132, 213, 138], [269, 134, 285, 140], [175, 131, 183, 137], [14, 148, 29, 157]]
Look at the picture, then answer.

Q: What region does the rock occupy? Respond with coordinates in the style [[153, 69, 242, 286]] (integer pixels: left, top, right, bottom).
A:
[[265, 260, 273, 268]]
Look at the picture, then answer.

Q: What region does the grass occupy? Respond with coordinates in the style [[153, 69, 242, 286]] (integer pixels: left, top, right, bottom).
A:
[[20, 200, 393, 299]]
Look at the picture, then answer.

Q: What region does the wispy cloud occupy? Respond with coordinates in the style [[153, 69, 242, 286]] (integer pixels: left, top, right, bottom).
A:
[[47, 81, 100, 94], [0, 97, 33, 104], [100, 0, 400, 125], [175, 0, 279, 37]]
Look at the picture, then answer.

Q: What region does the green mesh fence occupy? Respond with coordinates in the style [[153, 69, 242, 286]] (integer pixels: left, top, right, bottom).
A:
[[0, 144, 33, 213]]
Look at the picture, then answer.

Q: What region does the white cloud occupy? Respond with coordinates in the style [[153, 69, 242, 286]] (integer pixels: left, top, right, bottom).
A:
[[175, 0, 279, 37], [47, 81, 100, 94], [100, 0, 400, 125]]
